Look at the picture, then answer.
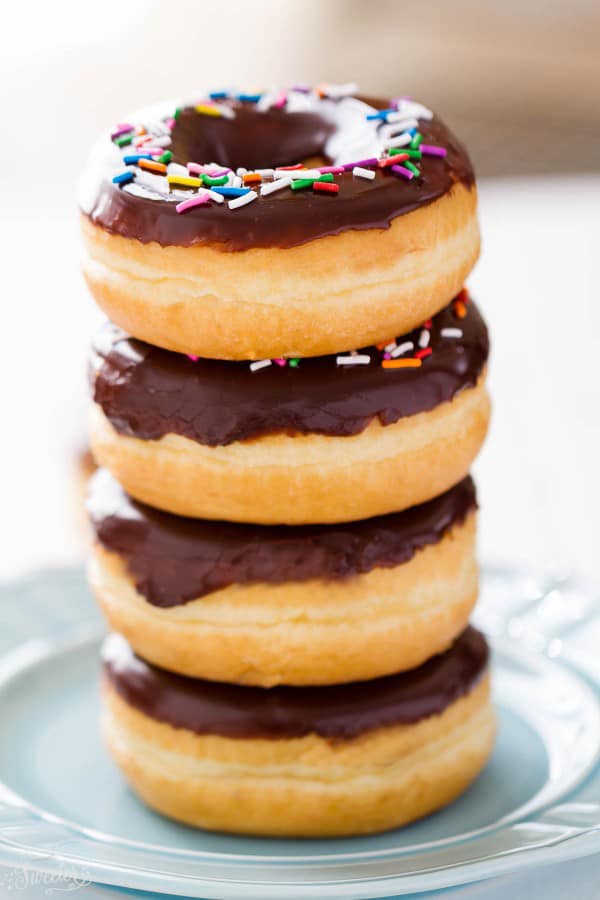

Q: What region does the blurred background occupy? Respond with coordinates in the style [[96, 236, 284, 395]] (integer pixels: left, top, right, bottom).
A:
[[1, 0, 599, 580]]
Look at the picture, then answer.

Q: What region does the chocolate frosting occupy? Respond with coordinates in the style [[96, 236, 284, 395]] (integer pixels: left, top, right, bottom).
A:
[[80, 96, 474, 251], [91, 299, 488, 448], [88, 469, 476, 607], [102, 627, 489, 739]]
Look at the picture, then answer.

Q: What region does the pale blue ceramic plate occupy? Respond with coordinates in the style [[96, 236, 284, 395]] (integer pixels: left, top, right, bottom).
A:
[[0, 567, 599, 899]]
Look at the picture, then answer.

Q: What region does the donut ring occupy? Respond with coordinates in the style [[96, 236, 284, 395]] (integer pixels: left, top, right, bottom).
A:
[[101, 629, 494, 836], [80, 88, 479, 359], [88, 469, 478, 686], [89, 297, 490, 524]]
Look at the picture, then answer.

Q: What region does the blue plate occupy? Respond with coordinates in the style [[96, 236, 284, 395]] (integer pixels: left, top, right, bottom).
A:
[[0, 567, 599, 898]]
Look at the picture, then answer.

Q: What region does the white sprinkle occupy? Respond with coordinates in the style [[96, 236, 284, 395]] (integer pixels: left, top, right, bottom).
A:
[[143, 133, 171, 147], [384, 114, 419, 130], [324, 82, 358, 99], [250, 359, 272, 372], [255, 168, 274, 178], [290, 169, 323, 180], [206, 189, 225, 204], [441, 328, 463, 339], [418, 330, 430, 348], [132, 170, 170, 196], [261, 177, 292, 196], [395, 100, 433, 121], [167, 162, 189, 177], [230, 175, 242, 188], [257, 92, 277, 112], [382, 133, 412, 149], [384, 341, 397, 353], [352, 166, 376, 180], [236, 167, 248, 176], [148, 121, 171, 137], [228, 189, 258, 210], [391, 341, 414, 358], [336, 354, 371, 366]]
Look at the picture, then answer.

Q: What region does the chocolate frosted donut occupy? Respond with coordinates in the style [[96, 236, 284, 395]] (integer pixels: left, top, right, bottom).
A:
[[80, 86, 479, 358], [89, 295, 491, 524], [101, 628, 495, 835], [88, 468, 478, 684]]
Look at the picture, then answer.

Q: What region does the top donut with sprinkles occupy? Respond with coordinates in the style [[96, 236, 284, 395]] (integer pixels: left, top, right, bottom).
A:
[[80, 83, 475, 251]]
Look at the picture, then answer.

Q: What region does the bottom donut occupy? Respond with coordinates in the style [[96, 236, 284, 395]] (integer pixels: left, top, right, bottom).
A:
[[101, 628, 495, 837]]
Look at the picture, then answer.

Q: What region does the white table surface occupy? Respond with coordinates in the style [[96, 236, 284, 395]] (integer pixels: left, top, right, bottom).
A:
[[1, 175, 599, 897]]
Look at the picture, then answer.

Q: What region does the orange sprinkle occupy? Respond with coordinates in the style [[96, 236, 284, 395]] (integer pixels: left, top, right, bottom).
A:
[[454, 300, 467, 319], [457, 287, 470, 304], [243, 173, 262, 184], [382, 359, 422, 369], [139, 159, 168, 174], [135, 125, 147, 135]]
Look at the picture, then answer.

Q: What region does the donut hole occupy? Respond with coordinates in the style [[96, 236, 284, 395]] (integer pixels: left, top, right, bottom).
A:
[[170, 105, 337, 171]]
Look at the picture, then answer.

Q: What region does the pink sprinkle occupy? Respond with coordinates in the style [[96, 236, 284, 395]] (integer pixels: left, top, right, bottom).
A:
[[383, 352, 391, 360], [274, 90, 287, 109], [188, 163, 231, 176], [175, 193, 211, 214], [111, 123, 134, 140], [274, 358, 287, 366], [134, 135, 153, 147], [342, 157, 378, 171], [319, 165, 344, 175], [166, 117, 176, 130], [292, 84, 311, 93], [145, 147, 166, 156], [391, 164, 414, 180], [187, 355, 199, 361], [420, 144, 447, 158]]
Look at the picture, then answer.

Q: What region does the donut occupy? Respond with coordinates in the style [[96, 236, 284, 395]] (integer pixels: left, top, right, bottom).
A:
[[87, 468, 478, 686], [80, 87, 479, 359], [101, 627, 494, 836], [89, 294, 490, 524]]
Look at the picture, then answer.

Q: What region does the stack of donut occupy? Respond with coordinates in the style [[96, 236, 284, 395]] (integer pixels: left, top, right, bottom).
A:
[[81, 84, 495, 837]]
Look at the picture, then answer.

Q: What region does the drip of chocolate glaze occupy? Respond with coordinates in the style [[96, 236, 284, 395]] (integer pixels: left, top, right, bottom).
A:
[[80, 96, 474, 251], [88, 469, 476, 607], [102, 626, 489, 740], [91, 300, 488, 448]]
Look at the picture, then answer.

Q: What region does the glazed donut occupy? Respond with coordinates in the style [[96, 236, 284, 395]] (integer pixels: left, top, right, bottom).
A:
[[101, 627, 494, 837], [87, 468, 478, 686], [89, 295, 490, 524], [80, 87, 479, 359]]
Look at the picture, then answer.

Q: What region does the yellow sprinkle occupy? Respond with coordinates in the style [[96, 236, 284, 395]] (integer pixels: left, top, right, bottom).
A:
[[167, 175, 203, 188], [195, 104, 222, 116]]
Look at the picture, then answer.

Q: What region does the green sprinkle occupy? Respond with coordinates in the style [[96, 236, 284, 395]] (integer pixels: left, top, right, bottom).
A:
[[291, 173, 335, 191], [158, 150, 173, 164], [389, 147, 407, 156], [405, 161, 420, 176], [174, 107, 182, 120], [404, 149, 422, 160], [291, 178, 314, 191], [289, 358, 300, 368], [202, 174, 229, 187], [115, 134, 134, 147], [411, 132, 423, 150]]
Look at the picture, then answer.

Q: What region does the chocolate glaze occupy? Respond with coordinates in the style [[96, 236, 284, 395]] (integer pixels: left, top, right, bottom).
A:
[[103, 627, 489, 740], [89, 469, 477, 607], [80, 96, 474, 251], [91, 300, 488, 448]]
